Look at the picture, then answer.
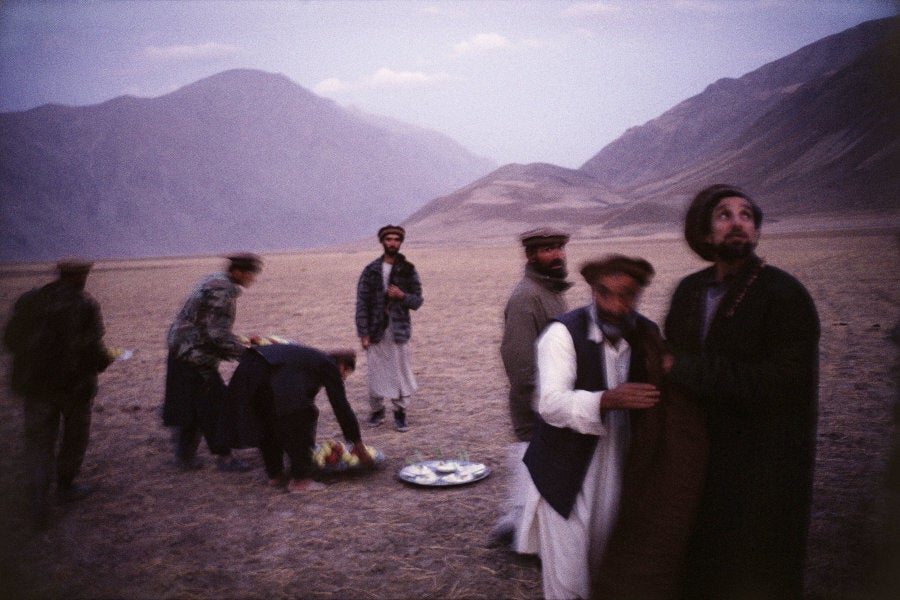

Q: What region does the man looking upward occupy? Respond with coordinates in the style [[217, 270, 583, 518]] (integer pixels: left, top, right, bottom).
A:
[[665, 184, 820, 599]]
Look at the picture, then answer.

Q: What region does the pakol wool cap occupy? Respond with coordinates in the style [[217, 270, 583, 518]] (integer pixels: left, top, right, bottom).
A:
[[226, 253, 263, 273], [378, 225, 405, 242], [520, 227, 570, 248], [56, 258, 94, 276], [580, 255, 655, 287]]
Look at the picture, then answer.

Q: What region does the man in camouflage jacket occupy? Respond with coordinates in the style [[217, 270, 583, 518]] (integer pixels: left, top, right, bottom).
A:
[[163, 253, 261, 471]]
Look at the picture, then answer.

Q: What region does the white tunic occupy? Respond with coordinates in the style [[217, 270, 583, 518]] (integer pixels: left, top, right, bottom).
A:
[[516, 306, 632, 600]]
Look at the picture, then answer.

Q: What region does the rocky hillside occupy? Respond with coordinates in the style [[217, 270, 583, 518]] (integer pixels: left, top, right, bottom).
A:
[[405, 17, 898, 244]]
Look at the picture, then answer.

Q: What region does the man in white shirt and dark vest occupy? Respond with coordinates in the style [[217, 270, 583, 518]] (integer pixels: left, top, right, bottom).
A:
[[517, 255, 662, 600]]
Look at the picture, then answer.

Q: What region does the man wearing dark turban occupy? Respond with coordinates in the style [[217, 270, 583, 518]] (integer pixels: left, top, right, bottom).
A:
[[664, 184, 820, 599], [355, 225, 423, 432], [517, 254, 663, 599]]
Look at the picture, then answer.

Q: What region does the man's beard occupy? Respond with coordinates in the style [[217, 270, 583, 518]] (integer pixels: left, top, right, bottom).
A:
[[534, 259, 567, 279], [383, 245, 400, 257], [714, 239, 756, 262], [596, 307, 635, 331]]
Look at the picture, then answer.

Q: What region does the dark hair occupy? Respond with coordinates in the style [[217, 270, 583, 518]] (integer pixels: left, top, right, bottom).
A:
[[684, 184, 763, 261], [327, 350, 356, 371], [226, 253, 263, 273]]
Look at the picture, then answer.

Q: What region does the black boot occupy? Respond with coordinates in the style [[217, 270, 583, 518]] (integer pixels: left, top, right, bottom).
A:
[[393, 409, 409, 432]]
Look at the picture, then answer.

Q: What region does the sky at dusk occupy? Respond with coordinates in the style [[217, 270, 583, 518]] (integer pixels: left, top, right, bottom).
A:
[[0, 0, 895, 168]]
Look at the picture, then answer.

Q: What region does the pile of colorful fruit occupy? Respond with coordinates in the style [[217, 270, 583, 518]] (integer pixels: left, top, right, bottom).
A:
[[312, 439, 381, 471], [239, 335, 294, 346]]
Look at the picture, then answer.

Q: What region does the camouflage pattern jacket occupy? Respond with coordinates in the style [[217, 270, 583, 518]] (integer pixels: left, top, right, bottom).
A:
[[167, 272, 246, 370]]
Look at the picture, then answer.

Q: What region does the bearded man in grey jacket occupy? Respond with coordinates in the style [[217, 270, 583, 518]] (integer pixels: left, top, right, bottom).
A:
[[488, 227, 572, 548]]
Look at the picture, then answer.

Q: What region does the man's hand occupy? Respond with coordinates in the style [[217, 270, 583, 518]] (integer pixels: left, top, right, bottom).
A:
[[360, 336, 370, 350], [386, 284, 405, 300], [352, 442, 376, 468], [602, 382, 661, 410]]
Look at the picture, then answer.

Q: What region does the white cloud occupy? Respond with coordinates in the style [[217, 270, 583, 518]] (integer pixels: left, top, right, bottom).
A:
[[452, 32, 513, 56], [562, 1, 622, 18], [141, 42, 239, 63], [313, 67, 450, 95]]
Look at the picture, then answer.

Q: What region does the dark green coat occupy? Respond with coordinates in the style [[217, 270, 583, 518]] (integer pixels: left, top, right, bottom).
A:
[[4, 279, 111, 399]]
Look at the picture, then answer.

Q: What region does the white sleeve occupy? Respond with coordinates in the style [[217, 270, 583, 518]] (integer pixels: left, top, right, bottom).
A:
[[536, 322, 606, 436]]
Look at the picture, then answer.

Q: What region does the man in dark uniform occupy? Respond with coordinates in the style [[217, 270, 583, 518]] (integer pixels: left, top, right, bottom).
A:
[[664, 184, 820, 599], [3, 259, 112, 525], [223, 345, 375, 493]]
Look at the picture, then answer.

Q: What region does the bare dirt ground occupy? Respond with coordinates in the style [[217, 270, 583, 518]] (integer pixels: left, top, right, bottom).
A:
[[0, 230, 897, 599]]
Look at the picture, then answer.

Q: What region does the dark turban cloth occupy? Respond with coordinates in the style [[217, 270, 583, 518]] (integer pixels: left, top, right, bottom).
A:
[[684, 184, 762, 261], [227, 253, 263, 273], [580, 254, 655, 287], [378, 225, 405, 242], [56, 258, 94, 276]]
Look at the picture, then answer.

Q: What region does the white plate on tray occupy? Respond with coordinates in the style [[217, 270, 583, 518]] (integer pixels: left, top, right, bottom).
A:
[[398, 460, 490, 487]]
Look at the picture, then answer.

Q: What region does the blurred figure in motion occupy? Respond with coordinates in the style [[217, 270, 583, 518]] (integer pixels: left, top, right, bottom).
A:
[[3, 258, 112, 526], [163, 253, 262, 473], [222, 345, 374, 493], [517, 255, 662, 599]]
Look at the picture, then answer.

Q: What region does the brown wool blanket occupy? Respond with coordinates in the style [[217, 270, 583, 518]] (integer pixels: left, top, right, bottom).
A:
[[591, 326, 708, 600]]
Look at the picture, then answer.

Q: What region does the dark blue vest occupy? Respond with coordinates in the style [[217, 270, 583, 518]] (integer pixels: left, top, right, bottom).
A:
[[523, 305, 652, 518]]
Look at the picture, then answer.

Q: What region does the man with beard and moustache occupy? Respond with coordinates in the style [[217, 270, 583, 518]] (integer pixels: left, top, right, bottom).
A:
[[355, 225, 423, 432], [516, 255, 662, 599], [487, 228, 572, 548], [664, 184, 820, 599]]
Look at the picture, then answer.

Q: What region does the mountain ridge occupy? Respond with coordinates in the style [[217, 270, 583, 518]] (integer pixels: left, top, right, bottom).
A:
[[2, 18, 897, 262], [0, 69, 496, 261], [404, 16, 898, 245]]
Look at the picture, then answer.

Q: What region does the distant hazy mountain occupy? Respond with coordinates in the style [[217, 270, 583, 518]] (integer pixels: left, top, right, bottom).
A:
[[0, 69, 495, 261], [407, 17, 898, 244], [402, 162, 683, 243]]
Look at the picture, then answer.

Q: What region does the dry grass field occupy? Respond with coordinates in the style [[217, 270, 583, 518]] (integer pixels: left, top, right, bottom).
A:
[[0, 229, 898, 599]]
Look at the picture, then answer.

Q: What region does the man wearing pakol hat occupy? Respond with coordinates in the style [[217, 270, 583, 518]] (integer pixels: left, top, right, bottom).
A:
[[516, 255, 663, 600], [3, 258, 113, 526], [163, 253, 262, 472], [488, 227, 572, 548], [355, 225, 423, 432], [664, 184, 819, 599]]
